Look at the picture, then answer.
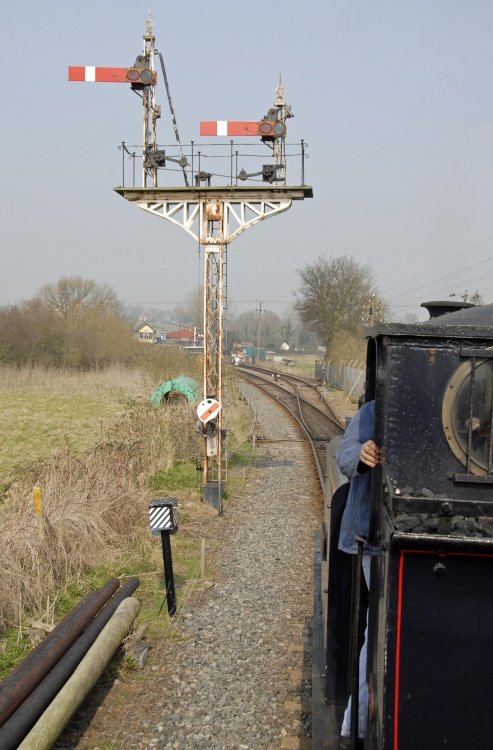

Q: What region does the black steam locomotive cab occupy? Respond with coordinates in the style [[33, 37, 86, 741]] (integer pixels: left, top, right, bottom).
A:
[[366, 303, 493, 750]]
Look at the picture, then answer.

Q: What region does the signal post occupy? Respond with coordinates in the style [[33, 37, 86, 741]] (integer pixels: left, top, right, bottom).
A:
[[115, 184, 311, 508], [70, 13, 312, 508]]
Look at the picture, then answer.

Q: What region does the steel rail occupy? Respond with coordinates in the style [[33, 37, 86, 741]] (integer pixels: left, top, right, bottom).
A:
[[237, 364, 345, 428], [238, 367, 338, 424], [238, 367, 343, 436], [240, 369, 340, 489]]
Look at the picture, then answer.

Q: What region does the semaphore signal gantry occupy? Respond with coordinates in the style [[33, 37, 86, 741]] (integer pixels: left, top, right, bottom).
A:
[[68, 11, 313, 510]]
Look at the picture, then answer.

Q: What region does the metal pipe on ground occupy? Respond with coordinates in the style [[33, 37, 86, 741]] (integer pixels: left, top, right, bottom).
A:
[[0, 577, 120, 728], [17, 597, 142, 750], [0, 577, 140, 750]]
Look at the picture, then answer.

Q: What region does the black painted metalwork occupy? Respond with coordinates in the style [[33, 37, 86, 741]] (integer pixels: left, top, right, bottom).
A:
[[317, 302, 493, 749], [160, 532, 177, 617]]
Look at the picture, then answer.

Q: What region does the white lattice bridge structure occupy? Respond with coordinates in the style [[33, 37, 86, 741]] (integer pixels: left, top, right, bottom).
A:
[[114, 185, 311, 243]]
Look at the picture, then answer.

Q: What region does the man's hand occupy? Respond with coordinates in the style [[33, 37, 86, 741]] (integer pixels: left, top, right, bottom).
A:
[[360, 440, 380, 468]]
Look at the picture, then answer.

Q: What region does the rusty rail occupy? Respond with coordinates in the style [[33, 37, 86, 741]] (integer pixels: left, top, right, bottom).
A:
[[0, 577, 140, 750], [0, 577, 121, 727]]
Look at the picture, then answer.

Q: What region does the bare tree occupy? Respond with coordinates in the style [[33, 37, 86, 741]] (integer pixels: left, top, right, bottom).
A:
[[9, 276, 134, 368], [261, 311, 283, 349], [231, 310, 257, 344], [281, 317, 295, 347], [172, 286, 203, 331], [295, 256, 379, 351], [0, 299, 65, 366], [38, 276, 121, 322]]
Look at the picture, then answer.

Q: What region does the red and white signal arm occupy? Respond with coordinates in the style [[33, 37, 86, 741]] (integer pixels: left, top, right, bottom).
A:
[[197, 398, 221, 424], [200, 120, 286, 138], [200, 121, 260, 137], [68, 66, 157, 85]]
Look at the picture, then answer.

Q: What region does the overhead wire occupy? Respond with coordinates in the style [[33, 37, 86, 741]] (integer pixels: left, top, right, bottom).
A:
[[395, 233, 493, 291], [388, 239, 493, 306], [392, 255, 493, 301]]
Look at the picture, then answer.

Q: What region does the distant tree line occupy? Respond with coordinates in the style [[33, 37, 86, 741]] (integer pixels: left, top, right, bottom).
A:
[[121, 253, 386, 362], [0, 277, 136, 368], [9, 255, 386, 370]]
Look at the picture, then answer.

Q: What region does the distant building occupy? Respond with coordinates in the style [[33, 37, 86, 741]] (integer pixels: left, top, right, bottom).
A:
[[135, 322, 167, 343], [166, 327, 203, 345], [135, 323, 202, 345], [135, 323, 156, 343]]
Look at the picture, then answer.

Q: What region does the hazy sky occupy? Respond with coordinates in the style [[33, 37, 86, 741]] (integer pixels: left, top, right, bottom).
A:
[[2, 1, 493, 322]]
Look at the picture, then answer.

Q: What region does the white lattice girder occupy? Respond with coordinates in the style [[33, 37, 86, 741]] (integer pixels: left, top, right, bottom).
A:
[[136, 198, 292, 244]]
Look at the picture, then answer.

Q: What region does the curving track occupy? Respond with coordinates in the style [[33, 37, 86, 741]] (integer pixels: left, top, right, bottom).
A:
[[237, 364, 344, 487]]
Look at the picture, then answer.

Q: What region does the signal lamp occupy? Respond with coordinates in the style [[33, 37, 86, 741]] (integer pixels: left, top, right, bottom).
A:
[[125, 67, 156, 85], [258, 120, 286, 139]]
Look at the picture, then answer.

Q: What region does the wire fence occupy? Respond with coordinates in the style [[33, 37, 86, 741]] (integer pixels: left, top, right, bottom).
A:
[[314, 361, 365, 400]]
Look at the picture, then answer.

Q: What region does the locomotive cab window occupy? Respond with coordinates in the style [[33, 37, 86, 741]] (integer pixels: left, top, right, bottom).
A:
[[443, 353, 493, 476]]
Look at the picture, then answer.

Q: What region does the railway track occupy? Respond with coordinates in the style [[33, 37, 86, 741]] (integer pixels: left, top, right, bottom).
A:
[[237, 365, 344, 487], [237, 366, 348, 748]]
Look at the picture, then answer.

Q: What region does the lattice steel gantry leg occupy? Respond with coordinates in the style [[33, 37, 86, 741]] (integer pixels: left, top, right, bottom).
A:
[[201, 200, 226, 511], [202, 246, 224, 498]]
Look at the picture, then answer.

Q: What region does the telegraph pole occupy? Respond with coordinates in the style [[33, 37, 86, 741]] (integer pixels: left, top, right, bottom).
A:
[[256, 301, 266, 362]]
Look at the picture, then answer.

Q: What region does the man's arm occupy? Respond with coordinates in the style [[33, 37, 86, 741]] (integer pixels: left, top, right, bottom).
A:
[[335, 400, 376, 479]]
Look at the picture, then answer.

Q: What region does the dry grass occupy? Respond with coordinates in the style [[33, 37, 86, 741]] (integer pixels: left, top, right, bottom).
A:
[[0, 398, 202, 632], [0, 357, 207, 632], [0, 364, 143, 395], [0, 356, 252, 642], [137, 346, 202, 389], [0, 450, 144, 628]]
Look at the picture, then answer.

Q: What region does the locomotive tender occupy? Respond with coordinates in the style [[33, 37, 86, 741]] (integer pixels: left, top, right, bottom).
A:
[[316, 301, 493, 750]]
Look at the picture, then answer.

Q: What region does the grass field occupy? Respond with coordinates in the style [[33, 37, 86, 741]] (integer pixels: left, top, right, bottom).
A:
[[0, 365, 143, 479], [0, 361, 252, 671]]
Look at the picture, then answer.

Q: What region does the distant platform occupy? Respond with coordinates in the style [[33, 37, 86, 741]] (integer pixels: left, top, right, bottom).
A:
[[114, 184, 313, 202]]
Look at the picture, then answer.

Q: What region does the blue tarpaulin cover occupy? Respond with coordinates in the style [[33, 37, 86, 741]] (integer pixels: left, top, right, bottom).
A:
[[150, 376, 200, 404]]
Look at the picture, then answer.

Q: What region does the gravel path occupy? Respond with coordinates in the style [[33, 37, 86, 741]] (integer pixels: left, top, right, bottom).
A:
[[59, 383, 323, 750]]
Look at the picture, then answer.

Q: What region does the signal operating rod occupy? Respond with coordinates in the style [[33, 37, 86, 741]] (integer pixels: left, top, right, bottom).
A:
[[155, 50, 189, 187]]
